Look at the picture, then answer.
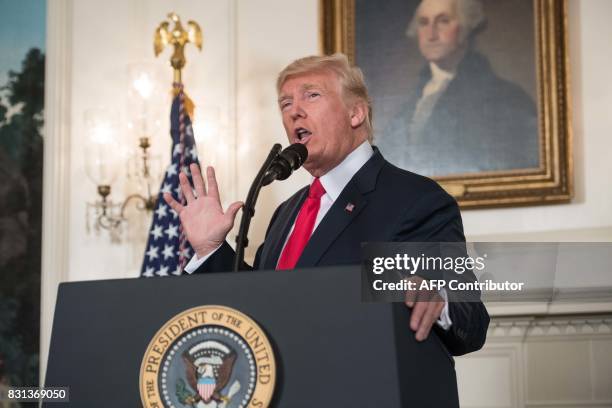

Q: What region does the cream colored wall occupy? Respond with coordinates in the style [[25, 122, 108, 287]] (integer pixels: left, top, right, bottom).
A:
[[456, 316, 612, 408], [67, 0, 237, 282], [42, 0, 612, 397]]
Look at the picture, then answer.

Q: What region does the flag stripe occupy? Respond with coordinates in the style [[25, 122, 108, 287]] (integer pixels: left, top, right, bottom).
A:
[[140, 83, 199, 277]]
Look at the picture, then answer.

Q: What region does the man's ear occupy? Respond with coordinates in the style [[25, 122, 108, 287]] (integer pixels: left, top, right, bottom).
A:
[[350, 99, 368, 129]]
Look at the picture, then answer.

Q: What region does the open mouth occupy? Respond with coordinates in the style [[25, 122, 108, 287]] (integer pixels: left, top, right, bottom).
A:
[[294, 127, 312, 144]]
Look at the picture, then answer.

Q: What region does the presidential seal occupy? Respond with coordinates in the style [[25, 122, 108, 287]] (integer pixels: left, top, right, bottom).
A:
[[140, 305, 276, 408]]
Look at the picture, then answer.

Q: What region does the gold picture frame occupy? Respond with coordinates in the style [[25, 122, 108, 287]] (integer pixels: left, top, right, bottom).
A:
[[320, 0, 572, 209]]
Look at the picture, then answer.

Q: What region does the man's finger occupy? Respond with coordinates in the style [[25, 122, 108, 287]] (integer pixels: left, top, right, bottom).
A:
[[191, 163, 206, 197], [206, 166, 221, 200], [415, 302, 441, 341], [163, 192, 183, 214], [179, 172, 196, 203], [409, 301, 427, 332], [224, 201, 244, 225], [405, 281, 418, 307], [404, 276, 424, 307]]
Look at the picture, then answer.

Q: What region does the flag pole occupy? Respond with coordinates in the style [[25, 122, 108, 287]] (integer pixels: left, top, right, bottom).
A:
[[140, 13, 203, 278]]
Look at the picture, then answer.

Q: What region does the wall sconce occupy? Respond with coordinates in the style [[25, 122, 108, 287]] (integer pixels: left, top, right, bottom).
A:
[[85, 64, 164, 239], [84, 107, 124, 234]]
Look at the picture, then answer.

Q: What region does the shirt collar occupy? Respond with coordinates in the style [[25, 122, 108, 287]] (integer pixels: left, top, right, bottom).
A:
[[318, 141, 374, 201], [429, 62, 455, 83]]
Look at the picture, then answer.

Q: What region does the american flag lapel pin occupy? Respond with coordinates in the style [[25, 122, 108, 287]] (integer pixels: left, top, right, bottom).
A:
[[345, 202, 355, 213]]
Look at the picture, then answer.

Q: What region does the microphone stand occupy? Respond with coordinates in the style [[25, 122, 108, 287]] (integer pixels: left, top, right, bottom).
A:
[[233, 144, 282, 272]]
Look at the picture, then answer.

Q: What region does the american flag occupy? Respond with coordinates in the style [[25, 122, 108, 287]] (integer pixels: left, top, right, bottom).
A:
[[140, 83, 199, 278]]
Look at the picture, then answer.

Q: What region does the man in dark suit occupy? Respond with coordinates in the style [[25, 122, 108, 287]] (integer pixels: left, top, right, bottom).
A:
[[164, 53, 489, 356], [381, 0, 539, 176]]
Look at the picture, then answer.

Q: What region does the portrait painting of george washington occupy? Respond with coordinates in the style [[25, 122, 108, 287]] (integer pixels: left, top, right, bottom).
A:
[[356, 0, 540, 177]]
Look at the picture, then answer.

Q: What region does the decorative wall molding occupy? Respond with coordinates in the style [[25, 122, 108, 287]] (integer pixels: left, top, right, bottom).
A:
[[40, 0, 72, 384], [488, 318, 534, 340], [526, 317, 612, 338], [457, 344, 525, 408], [487, 299, 612, 318], [227, 0, 238, 205], [525, 401, 612, 407], [488, 316, 612, 340], [459, 314, 612, 408]]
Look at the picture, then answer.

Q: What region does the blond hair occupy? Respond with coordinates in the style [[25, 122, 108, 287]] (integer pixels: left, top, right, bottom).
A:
[[276, 53, 373, 141]]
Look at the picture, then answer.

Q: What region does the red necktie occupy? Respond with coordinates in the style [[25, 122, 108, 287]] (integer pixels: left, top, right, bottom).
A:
[[276, 178, 326, 270]]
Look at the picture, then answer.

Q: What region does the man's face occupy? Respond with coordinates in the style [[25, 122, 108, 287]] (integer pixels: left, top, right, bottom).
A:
[[416, 0, 465, 67], [278, 70, 364, 177]]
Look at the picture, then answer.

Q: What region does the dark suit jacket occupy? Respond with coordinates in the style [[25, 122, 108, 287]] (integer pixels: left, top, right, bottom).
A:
[[382, 51, 539, 176], [194, 148, 489, 356]]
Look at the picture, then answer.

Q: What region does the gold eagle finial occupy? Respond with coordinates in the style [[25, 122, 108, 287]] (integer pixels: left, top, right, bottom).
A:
[[154, 12, 203, 84]]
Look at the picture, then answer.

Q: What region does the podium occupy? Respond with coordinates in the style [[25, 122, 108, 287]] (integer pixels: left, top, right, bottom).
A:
[[45, 266, 459, 407]]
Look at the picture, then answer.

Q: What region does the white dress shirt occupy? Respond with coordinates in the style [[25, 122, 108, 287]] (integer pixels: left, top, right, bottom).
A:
[[278, 140, 375, 256], [185, 141, 451, 329], [410, 63, 456, 137], [423, 62, 455, 97]]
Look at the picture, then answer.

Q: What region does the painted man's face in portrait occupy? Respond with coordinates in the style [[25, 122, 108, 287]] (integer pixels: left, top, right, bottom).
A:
[[416, 0, 466, 69]]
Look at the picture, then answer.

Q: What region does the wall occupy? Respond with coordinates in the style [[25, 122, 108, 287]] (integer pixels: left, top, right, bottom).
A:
[[67, 0, 235, 282], [456, 316, 612, 408]]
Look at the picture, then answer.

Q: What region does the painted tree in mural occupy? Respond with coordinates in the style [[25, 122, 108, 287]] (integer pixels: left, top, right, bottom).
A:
[[0, 48, 44, 387]]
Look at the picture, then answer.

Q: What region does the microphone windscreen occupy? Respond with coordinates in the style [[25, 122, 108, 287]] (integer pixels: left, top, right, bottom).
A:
[[282, 143, 308, 170]]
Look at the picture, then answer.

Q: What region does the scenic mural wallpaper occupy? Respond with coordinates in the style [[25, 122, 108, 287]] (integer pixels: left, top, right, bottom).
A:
[[0, 0, 46, 390]]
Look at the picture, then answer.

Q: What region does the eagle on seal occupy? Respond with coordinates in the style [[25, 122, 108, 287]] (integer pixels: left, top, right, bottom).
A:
[[182, 340, 238, 405]]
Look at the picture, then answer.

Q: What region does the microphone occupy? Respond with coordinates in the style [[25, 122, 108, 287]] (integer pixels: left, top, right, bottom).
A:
[[234, 143, 307, 271], [262, 143, 308, 186]]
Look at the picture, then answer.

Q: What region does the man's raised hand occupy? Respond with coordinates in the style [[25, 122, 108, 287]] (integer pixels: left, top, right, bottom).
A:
[[163, 164, 243, 258]]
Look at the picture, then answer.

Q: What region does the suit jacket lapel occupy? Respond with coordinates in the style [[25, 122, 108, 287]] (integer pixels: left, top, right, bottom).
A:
[[296, 182, 366, 268], [296, 149, 385, 268], [259, 187, 308, 270]]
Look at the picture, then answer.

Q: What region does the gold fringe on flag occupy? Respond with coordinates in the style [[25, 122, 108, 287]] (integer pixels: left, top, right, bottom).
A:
[[171, 86, 195, 120]]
